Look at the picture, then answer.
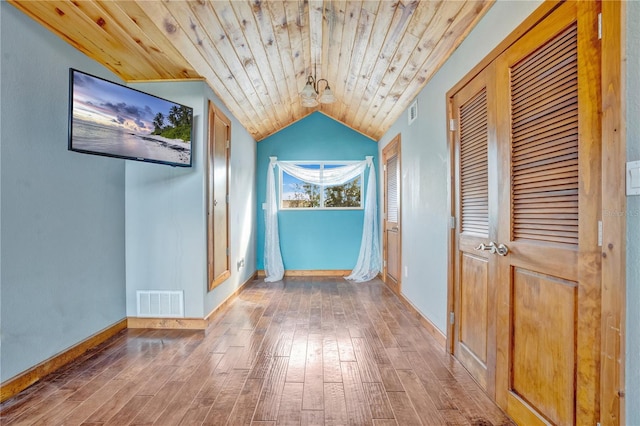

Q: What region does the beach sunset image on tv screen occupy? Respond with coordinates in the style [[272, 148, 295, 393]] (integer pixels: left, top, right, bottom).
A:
[[69, 69, 193, 167]]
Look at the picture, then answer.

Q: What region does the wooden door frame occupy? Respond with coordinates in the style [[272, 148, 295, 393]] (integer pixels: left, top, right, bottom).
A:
[[600, 1, 626, 424], [207, 101, 231, 291], [382, 134, 402, 294], [445, 1, 626, 423]]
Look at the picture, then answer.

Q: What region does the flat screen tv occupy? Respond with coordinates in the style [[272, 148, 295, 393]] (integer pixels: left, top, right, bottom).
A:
[[68, 68, 193, 167]]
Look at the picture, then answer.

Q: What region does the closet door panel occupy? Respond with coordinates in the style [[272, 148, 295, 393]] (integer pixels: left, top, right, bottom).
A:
[[451, 64, 498, 396], [494, 2, 601, 425]]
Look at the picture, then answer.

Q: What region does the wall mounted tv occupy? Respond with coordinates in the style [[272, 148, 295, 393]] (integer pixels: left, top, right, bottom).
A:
[[68, 68, 193, 167]]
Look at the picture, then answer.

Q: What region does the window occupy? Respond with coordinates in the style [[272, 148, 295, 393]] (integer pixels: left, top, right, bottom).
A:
[[280, 162, 363, 209]]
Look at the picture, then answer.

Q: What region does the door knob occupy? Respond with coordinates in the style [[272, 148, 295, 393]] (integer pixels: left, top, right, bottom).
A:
[[495, 243, 509, 256]]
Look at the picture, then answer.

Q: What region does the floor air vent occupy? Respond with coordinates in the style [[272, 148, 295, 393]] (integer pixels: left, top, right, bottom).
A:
[[136, 290, 184, 317]]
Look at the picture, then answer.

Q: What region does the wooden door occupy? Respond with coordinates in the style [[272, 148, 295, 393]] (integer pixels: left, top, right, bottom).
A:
[[207, 102, 231, 291], [451, 63, 497, 395], [383, 135, 401, 294], [494, 2, 601, 425]]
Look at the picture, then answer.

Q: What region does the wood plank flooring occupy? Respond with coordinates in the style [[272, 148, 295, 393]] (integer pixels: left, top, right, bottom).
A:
[[1, 277, 513, 425]]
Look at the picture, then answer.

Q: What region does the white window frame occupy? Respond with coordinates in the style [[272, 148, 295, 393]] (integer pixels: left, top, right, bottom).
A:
[[279, 161, 364, 210]]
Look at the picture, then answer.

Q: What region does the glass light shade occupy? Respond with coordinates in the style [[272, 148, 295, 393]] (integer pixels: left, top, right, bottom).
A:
[[318, 87, 336, 104], [300, 81, 317, 99], [301, 97, 319, 108]]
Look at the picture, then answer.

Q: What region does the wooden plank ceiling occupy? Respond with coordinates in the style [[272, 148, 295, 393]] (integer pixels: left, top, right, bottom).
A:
[[9, 0, 493, 141]]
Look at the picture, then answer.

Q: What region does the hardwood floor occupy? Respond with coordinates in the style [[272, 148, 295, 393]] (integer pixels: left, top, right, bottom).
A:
[[1, 277, 513, 425]]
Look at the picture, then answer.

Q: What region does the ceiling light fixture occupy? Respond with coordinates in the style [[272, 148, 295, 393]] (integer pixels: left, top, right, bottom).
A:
[[300, 68, 335, 107]]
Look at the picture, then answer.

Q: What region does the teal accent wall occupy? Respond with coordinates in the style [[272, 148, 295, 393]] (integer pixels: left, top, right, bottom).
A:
[[256, 112, 377, 271]]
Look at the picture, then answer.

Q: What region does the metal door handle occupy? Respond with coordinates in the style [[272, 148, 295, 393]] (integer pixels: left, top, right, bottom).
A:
[[495, 243, 509, 256], [474, 242, 496, 253], [474, 242, 509, 256], [390, 226, 399, 231]]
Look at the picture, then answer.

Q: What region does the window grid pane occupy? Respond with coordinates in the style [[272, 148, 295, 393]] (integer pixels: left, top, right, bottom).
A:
[[282, 167, 321, 208], [324, 175, 361, 208]]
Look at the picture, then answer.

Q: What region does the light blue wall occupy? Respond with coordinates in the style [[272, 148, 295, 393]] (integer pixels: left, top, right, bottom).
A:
[[378, 0, 542, 333], [256, 112, 377, 271], [125, 81, 208, 317], [203, 85, 257, 316], [625, 1, 640, 422], [1, 3, 126, 381], [126, 82, 257, 318]]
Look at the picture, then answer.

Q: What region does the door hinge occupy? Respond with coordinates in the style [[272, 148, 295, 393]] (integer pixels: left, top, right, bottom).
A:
[[598, 220, 603, 247], [383, 260, 387, 267], [226, 247, 230, 256], [383, 164, 387, 172], [449, 216, 456, 229], [598, 12, 602, 40], [449, 118, 456, 131], [226, 194, 229, 204], [226, 140, 230, 149], [449, 312, 455, 325]]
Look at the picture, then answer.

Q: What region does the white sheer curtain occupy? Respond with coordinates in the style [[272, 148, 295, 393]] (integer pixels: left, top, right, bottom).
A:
[[278, 161, 365, 186], [263, 156, 380, 283], [345, 157, 381, 282], [263, 157, 285, 282]]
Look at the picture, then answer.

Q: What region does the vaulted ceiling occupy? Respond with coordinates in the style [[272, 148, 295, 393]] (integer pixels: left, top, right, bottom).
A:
[[9, 0, 493, 141]]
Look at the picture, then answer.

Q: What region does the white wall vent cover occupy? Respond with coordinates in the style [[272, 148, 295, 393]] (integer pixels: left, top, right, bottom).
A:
[[136, 290, 184, 318], [408, 100, 418, 125]]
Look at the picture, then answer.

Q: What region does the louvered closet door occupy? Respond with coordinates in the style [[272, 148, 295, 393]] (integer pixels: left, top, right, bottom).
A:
[[452, 64, 497, 395], [494, 2, 601, 425], [383, 135, 401, 293]]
